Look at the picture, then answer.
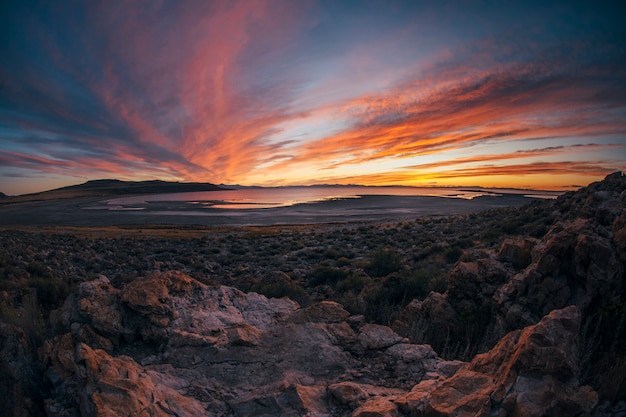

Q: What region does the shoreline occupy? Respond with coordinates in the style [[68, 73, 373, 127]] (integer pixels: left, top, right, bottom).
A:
[[0, 193, 537, 227]]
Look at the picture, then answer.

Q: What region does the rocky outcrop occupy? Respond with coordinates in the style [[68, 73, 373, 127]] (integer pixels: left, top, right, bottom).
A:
[[417, 306, 597, 416], [494, 217, 624, 332], [393, 172, 626, 404], [43, 271, 469, 416], [497, 237, 538, 270], [43, 340, 208, 416], [35, 270, 601, 416]]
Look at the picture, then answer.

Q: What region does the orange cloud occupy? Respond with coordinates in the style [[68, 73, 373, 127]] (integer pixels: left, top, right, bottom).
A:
[[253, 57, 626, 186], [305, 161, 621, 190]]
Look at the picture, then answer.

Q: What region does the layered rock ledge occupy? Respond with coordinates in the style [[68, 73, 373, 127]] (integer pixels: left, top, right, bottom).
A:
[[36, 270, 596, 416]]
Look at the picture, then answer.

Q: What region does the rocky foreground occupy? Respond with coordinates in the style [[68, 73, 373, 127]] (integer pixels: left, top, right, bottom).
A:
[[1, 172, 625, 416]]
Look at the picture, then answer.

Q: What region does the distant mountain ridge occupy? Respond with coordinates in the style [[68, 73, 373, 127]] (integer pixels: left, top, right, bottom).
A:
[[1, 179, 225, 203], [53, 179, 225, 195], [0, 192, 7, 198]]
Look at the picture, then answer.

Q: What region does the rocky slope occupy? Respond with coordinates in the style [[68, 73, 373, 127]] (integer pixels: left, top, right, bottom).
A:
[[1, 172, 625, 416], [6, 271, 598, 416], [393, 172, 626, 405]]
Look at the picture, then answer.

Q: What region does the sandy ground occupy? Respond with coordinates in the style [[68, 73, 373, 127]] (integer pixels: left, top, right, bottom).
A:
[[0, 194, 535, 227]]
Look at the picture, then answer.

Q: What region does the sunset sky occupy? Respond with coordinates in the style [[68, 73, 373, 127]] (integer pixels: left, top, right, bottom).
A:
[[1, 0, 625, 195]]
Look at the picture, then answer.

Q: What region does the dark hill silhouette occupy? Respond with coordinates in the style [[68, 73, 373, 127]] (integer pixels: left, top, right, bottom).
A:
[[50, 179, 225, 195], [1, 179, 225, 203]]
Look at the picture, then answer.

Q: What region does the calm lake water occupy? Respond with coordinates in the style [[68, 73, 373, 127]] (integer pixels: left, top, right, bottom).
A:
[[106, 186, 561, 210]]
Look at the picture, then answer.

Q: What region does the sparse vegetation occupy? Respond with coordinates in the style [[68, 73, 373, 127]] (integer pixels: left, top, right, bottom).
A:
[[0, 198, 554, 323]]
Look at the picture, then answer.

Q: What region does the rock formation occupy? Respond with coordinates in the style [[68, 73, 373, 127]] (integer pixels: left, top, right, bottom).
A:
[[393, 172, 626, 406], [35, 270, 597, 416], [40, 271, 463, 416]]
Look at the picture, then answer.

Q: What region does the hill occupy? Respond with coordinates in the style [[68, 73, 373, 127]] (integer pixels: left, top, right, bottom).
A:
[[0, 179, 225, 204]]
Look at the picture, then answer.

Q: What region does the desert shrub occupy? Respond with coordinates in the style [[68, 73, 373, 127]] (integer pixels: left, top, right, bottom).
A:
[[0, 290, 45, 347], [26, 276, 74, 312], [337, 290, 364, 315], [595, 356, 626, 402], [455, 238, 474, 249], [367, 247, 402, 277], [455, 302, 493, 360], [255, 280, 309, 306], [230, 245, 247, 255], [364, 269, 436, 324], [444, 246, 463, 263], [336, 272, 372, 293], [309, 266, 348, 286], [0, 293, 13, 318], [25, 262, 51, 279], [429, 244, 445, 254], [336, 257, 351, 267], [0, 251, 10, 267], [430, 274, 448, 293], [526, 223, 548, 238], [323, 248, 342, 259]]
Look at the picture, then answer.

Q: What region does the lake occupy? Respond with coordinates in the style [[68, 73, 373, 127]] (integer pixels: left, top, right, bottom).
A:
[[105, 185, 561, 211]]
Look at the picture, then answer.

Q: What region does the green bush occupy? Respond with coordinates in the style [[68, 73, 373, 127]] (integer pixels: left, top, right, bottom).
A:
[[26, 262, 51, 279], [309, 266, 348, 286], [364, 269, 437, 324], [255, 280, 309, 306], [26, 276, 74, 312], [336, 273, 372, 293], [444, 246, 463, 263], [336, 257, 352, 267], [367, 247, 402, 277]]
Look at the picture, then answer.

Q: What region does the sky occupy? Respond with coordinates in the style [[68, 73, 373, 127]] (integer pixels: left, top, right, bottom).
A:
[[1, 0, 625, 195]]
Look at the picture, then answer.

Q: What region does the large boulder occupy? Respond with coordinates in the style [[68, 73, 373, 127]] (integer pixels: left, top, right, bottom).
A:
[[494, 218, 624, 332], [393, 306, 598, 417], [44, 339, 207, 416], [497, 237, 538, 270]]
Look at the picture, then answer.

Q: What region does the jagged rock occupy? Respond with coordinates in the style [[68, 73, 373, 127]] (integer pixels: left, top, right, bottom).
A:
[[329, 382, 371, 408], [288, 300, 350, 323], [77, 343, 208, 417], [54, 275, 126, 342], [447, 256, 510, 309], [43, 335, 208, 416], [226, 323, 262, 346], [286, 384, 329, 416], [399, 306, 598, 417], [358, 323, 406, 350], [394, 379, 443, 414], [353, 397, 400, 417], [396, 174, 626, 373], [392, 292, 459, 357], [494, 218, 624, 332], [39, 271, 470, 416], [497, 237, 538, 269], [612, 199, 626, 263]]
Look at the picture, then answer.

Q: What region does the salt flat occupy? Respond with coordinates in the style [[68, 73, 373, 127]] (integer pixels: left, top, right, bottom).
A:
[[0, 193, 534, 227]]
